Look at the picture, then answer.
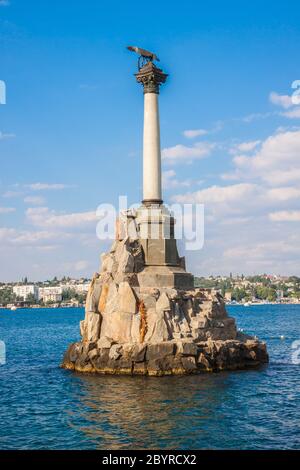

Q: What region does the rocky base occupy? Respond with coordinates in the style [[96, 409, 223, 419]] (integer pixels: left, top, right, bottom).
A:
[[62, 335, 268, 376], [61, 210, 268, 376]]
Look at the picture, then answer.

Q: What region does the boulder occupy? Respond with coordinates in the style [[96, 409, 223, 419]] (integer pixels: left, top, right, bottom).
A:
[[98, 283, 109, 312], [156, 292, 171, 312], [88, 348, 98, 361], [151, 315, 170, 343], [131, 313, 141, 343], [97, 337, 114, 349], [132, 344, 147, 362], [144, 308, 170, 343], [101, 311, 133, 344], [103, 282, 119, 314], [79, 320, 86, 337], [176, 341, 198, 356], [109, 344, 123, 360], [197, 352, 212, 371], [114, 239, 135, 275], [133, 247, 144, 272], [92, 348, 110, 370], [146, 342, 175, 361], [63, 342, 81, 365], [181, 356, 197, 373], [118, 282, 137, 313], [61, 221, 268, 376], [86, 311, 101, 342], [101, 253, 115, 273]]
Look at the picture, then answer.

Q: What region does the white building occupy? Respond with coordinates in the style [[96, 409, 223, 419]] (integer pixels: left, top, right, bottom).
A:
[[43, 293, 62, 303], [60, 283, 90, 294], [74, 283, 90, 293], [13, 285, 39, 301], [38, 286, 62, 302]]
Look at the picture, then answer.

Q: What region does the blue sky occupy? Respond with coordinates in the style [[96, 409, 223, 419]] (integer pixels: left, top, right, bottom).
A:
[[1, 0, 300, 281]]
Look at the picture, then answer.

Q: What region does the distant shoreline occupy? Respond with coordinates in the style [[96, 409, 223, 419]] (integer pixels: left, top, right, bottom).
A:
[[1, 303, 300, 311], [0, 305, 84, 310], [226, 302, 300, 306]]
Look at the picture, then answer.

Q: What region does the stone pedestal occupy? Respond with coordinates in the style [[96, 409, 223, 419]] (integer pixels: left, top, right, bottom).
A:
[[138, 266, 194, 290], [61, 213, 269, 376], [135, 204, 194, 289]]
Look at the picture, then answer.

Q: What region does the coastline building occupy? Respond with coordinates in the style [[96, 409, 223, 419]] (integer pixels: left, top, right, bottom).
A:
[[43, 292, 62, 303], [60, 282, 90, 294], [38, 287, 63, 303], [13, 285, 39, 301]]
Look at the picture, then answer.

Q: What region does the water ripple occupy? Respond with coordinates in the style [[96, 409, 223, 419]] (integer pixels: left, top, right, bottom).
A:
[[0, 305, 300, 449]]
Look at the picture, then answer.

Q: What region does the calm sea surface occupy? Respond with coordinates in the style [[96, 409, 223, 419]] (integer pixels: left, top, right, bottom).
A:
[[0, 304, 299, 449]]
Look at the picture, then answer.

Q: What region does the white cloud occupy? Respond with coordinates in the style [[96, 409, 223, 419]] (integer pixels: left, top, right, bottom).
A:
[[74, 260, 90, 271], [230, 140, 261, 154], [281, 107, 300, 119], [269, 211, 300, 222], [2, 190, 23, 198], [269, 91, 294, 109], [162, 142, 215, 164], [0, 227, 72, 246], [162, 170, 191, 189], [263, 168, 300, 186], [183, 129, 208, 139], [26, 206, 99, 228], [266, 187, 300, 202], [24, 196, 45, 205], [229, 129, 300, 186], [58, 259, 92, 275], [269, 91, 300, 119], [26, 183, 71, 191], [162, 123, 300, 275], [173, 182, 299, 221], [171, 159, 300, 274], [173, 183, 256, 204], [241, 112, 274, 123], [223, 239, 299, 261], [0, 131, 15, 140], [221, 171, 240, 181], [0, 206, 15, 214]]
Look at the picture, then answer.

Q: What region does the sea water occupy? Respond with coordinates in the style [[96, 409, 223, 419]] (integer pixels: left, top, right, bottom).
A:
[[0, 305, 299, 449]]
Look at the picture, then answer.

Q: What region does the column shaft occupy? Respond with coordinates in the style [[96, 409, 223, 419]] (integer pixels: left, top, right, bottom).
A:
[[143, 93, 162, 204]]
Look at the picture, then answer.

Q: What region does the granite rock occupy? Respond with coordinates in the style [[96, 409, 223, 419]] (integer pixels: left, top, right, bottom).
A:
[[62, 211, 268, 376]]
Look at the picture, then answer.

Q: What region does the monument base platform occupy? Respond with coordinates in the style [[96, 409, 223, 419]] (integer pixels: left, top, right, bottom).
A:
[[61, 211, 268, 376], [62, 336, 268, 376], [138, 265, 194, 289]]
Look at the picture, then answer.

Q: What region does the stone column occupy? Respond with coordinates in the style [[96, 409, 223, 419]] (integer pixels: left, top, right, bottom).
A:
[[143, 92, 162, 204], [133, 58, 194, 288], [135, 61, 168, 206]]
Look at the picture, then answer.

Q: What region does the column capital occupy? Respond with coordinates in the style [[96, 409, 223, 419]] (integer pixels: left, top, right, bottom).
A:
[[135, 61, 168, 94]]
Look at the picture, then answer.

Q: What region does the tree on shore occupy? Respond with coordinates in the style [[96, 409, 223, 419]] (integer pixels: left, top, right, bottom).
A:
[[0, 288, 16, 306], [25, 293, 37, 305]]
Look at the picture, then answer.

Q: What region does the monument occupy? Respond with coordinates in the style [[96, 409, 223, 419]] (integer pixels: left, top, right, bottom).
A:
[[62, 47, 268, 375]]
